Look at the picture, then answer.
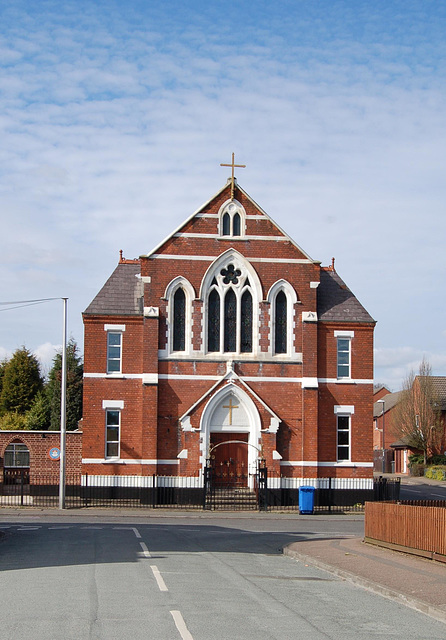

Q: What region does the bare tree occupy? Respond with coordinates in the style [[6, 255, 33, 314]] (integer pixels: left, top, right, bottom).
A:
[[393, 358, 442, 464]]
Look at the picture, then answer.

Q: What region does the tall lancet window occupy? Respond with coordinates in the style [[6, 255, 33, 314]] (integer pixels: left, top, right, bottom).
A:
[[240, 290, 253, 352], [173, 288, 186, 351], [274, 290, 287, 354], [224, 289, 237, 352], [208, 288, 220, 352]]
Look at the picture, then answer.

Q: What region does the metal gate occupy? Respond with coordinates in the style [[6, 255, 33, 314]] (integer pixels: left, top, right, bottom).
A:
[[204, 457, 267, 511]]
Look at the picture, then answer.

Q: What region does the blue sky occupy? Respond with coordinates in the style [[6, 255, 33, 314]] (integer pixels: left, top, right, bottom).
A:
[[1, 0, 445, 389]]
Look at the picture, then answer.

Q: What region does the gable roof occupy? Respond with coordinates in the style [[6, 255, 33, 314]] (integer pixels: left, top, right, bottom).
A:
[[373, 390, 403, 418], [84, 262, 143, 316], [317, 268, 375, 324], [142, 180, 318, 263]]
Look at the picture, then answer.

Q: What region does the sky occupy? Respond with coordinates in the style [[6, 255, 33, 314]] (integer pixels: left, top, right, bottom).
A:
[[1, 0, 445, 389]]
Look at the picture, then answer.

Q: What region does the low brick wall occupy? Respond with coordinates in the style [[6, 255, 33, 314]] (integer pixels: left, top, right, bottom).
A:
[[365, 501, 446, 562], [0, 430, 82, 479]]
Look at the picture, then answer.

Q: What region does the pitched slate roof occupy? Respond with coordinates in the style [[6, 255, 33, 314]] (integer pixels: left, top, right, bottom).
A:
[[317, 268, 375, 324], [84, 262, 143, 316], [373, 390, 403, 418]]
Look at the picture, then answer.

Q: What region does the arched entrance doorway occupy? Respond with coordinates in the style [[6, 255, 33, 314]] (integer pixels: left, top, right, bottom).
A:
[[199, 385, 263, 492]]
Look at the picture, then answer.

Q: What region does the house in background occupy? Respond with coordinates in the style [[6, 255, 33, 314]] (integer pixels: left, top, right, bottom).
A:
[[374, 377, 446, 474], [82, 175, 376, 489]]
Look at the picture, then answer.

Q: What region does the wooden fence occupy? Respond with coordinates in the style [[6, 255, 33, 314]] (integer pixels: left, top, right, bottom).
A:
[[365, 501, 446, 562]]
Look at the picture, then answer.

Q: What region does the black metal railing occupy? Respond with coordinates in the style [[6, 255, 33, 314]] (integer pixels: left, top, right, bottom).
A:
[[0, 471, 401, 511]]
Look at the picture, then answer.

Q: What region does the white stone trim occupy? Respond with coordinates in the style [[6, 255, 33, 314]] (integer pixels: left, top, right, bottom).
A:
[[279, 460, 373, 468], [301, 377, 318, 388], [334, 405, 355, 414], [82, 458, 179, 465], [310, 281, 320, 288], [319, 378, 373, 385], [104, 324, 126, 331], [102, 400, 124, 409], [142, 374, 158, 385], [144, 306, 159, 317], [302, 311, 318, 322], [85, 372, 373, 385], [150, 254, 313, 264], [174, 232, 288, 241], [334, 330, 355, 338]]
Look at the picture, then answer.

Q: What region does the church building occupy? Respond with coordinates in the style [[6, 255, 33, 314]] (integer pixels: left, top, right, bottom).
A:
[[82, 165, 375, 489]]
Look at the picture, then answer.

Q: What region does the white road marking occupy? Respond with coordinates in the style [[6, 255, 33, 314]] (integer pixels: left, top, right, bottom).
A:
[[17, 526, 40, 530], [48, 526, 71, 530], [113, 526, 142, 538], [431, 493, 446, 498], [139, 541, 151, 558], [81, 526, 104, 529], [170, 610, 194, 640], [151, 565, 168, 592]]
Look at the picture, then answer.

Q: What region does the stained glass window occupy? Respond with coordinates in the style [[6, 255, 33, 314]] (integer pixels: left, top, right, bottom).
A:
[[240, 290, 252, 352], [275, 291, 287, 354], [233, 212, 241, 236], [224, 288, 237, 352], [208, 289, 220, 352], [173, 288, 186, 351], [222, 212, 230, 235]]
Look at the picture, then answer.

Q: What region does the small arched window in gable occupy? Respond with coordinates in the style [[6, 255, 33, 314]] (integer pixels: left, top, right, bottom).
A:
[[173, 288, 186, 351], [222, 212, 231, 236], [233, 212, 241, 236], [274, 290, 287, 354], [218, 201, 245, 238]]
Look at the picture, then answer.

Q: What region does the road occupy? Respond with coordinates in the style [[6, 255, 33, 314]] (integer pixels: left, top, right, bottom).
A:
[[400, 478, 446, 501], [1, 512, 445, 639]]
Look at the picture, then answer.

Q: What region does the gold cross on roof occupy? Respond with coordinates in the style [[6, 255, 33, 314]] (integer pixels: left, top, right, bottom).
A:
[[220, 152, 246, 200]]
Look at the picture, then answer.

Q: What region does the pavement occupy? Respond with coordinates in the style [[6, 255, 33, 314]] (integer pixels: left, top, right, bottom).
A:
[[285, 474, 446, 625]]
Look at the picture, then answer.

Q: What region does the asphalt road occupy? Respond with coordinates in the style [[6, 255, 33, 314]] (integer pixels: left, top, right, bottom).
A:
[[399, 479, 446, 501], [1, 513, 445, 639]]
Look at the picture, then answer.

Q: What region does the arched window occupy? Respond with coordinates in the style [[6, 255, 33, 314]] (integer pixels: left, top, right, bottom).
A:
[[218, 200, 245, 238], [233, 212, 241, 236], [173, 288, 186, 351], [241, 290, 252, 352], [202, 251, 260, 356], [164, 277, 195, 356], [222, 212, 231, 236], [274, 291, 287, 354], [208, 289, 220, 352], [224, 289, 237, 352], [4, 442, 30, 468], [267, 280, 298, 357]]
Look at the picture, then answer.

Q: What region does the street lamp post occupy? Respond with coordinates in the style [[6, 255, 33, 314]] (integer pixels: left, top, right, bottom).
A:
[[59, 298, 68, 509], [377, 399, 386, 474]]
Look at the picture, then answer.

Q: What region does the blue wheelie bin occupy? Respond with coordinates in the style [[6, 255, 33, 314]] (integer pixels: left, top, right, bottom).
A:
[[299, 486, 315, 514]]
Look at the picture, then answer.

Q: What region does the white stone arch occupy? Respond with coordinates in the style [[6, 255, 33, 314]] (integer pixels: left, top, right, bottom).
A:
[[266, 279, 298, 356], [164, 276, 196, 355], [217, 199, 246, 237], [200, 250, 262, 356], [199, 383, 262, 482]]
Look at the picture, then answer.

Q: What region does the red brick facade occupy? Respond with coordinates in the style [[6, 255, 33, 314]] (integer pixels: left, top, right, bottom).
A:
[[82, 181, 375, 484]]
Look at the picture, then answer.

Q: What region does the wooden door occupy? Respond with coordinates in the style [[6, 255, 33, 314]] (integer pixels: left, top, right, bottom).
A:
[[210, 433, 249, 487]]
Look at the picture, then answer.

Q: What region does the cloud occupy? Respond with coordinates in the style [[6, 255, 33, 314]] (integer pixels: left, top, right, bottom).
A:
[[0, 1, 446, 391]]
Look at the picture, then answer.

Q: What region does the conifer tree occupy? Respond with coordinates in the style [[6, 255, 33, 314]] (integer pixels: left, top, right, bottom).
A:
[[46, 338, 83, 431], [0, 347, 43, 415]]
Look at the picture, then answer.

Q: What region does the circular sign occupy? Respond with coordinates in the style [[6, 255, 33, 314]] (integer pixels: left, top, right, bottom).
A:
[[48, 447, 60, 460]]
